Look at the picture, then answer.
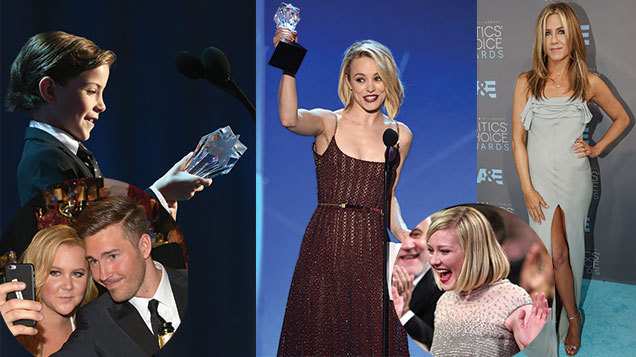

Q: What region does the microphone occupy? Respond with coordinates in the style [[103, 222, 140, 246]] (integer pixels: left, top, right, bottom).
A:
[[175, 48, 255, 120], [381, 127, 398, 355], [201, 47, 231, 85], [383, 128, 398, 147], [175, 51, 205, 80], [201, 47, 255, 119], [383, 128, 398, 162]]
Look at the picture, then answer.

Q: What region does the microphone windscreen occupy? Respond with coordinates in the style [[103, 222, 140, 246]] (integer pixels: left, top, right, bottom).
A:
[[383, 128, 399, 147], [175, 51, 205, 79], [201, 47, 231, 83]]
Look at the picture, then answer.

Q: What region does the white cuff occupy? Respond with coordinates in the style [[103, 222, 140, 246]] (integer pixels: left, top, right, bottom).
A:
[[400, 310, 414, 326], [149, 185, 170, 214]]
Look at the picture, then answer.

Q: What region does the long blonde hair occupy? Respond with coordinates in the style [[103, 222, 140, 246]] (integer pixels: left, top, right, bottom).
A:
[[18, 225, 98, 356], [426, 206, 510, 292], [524, 2, 588, 100], [337, 40, 404, 119]]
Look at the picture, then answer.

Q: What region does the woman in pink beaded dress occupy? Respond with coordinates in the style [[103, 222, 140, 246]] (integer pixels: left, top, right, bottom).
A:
[[274, 29, 411, 356], [426, 206, 551, 356]]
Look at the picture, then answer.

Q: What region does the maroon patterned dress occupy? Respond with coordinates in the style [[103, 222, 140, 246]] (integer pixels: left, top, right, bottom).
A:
[[277, 133, 409, 356]]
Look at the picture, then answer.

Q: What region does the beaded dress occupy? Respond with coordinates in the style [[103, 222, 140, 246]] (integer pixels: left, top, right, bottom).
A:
[[277, 123, 409, 356], [430, 279, 532, 357]]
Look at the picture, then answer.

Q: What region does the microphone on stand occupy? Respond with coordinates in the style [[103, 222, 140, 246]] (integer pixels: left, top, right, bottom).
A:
[[201, 47, 255, 120], [383, 129, 399, 163], [175, 48, 255, 121], [382, 127, 398, 357], [175, 51, 206, 79]]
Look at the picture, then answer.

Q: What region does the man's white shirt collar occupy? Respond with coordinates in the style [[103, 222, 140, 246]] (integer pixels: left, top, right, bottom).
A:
[[129, 261, 181, 334]]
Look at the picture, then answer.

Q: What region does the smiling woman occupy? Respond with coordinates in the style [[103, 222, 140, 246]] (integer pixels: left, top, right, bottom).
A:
[[424, 206, 550, 357], [274, 30, 412, 356], [0, 225, 97, 357], [512, 2, 630, 356]]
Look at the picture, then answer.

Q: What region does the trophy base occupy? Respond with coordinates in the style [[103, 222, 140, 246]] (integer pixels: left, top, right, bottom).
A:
[[268, 41, 307, 75]]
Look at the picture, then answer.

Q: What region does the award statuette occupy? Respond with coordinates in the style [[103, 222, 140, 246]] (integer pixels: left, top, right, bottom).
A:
[[268, 2, 307, 75], [184, 126, 247, 179], [158, 322, 175, 348]]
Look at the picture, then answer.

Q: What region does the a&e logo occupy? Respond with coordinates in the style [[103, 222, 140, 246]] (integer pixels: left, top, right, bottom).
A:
[[477, 80, 496, 98], [477, 168, 503, 185]]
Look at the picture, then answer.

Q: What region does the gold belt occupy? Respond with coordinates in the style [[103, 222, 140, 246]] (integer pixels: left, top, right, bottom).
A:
[[318, 202, 383, 214]]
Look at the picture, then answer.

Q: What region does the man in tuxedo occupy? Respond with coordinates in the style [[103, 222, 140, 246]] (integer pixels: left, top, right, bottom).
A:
[[53, 196, 187, 356], [391, 217, 444, 350]]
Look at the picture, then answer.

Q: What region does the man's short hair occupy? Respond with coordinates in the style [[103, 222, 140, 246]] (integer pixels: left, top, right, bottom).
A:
[[74, 196, 149, 246]]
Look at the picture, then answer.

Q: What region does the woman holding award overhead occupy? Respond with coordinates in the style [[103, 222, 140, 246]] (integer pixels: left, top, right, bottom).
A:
[[273, 25, 411, 356], [512, 2, 629, 355]]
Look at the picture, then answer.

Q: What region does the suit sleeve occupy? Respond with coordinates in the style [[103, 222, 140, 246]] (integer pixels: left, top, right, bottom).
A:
[[404, 314, 434, 348]]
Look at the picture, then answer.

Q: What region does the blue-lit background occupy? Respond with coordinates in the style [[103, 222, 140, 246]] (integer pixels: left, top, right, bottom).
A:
[[256, 1, 476, 355]]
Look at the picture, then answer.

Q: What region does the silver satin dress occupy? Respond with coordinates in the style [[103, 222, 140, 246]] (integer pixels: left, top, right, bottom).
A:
[[520, 96, 592, 356]]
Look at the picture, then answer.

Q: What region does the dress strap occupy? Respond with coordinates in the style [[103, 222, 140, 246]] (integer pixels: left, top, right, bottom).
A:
[[334, 112, 339, 136], [328, 112, 339, 145], [394, 121, 400, 148]]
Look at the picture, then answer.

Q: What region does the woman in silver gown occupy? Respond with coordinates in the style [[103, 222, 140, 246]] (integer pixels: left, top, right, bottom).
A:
[[512, 3, 629, 356]]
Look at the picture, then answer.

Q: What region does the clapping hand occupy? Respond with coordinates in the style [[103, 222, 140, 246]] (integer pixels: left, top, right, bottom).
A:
[[0, 281, 42, 336], [514, 292, 551, 349], [391, 265, 414, 318], [520, 243, 554, 299]]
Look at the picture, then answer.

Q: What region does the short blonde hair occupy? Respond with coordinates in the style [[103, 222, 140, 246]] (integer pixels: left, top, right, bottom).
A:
[[19, 225, 98, 356], [337, 40, 404, 120], [426, 206, 509, 292], [525, 2, 588, 100], [21, 225, 98, 308]]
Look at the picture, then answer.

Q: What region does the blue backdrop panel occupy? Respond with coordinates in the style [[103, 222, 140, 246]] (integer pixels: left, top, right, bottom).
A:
[[1, 0, 254, 355], [257, 1, 476, 355]]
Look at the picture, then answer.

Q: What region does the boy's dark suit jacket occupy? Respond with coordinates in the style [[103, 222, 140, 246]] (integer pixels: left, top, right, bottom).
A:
[[0, 128, 96, 258], [404, 268, 444, 348], [18, 127, 96, 206], [53, 268, 188, 357]]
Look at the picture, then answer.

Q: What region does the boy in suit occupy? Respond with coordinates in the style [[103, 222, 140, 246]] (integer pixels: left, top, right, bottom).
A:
[[6, 30, 211, 207]]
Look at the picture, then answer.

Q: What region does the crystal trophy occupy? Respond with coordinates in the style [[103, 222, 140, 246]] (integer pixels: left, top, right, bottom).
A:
[[184, 126, 247, 179], [268, 2, 307, 75]]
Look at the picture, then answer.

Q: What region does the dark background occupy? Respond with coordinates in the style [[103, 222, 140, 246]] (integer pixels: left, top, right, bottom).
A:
[[1, 0, 255, 355]]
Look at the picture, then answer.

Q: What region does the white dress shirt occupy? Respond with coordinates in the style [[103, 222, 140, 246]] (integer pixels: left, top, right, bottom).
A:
[[129, 261, 181, 334]]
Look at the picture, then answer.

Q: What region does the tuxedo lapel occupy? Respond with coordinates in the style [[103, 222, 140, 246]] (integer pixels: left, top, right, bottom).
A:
[[25, 127, 95, 178], [108, 300, 159, 356]]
